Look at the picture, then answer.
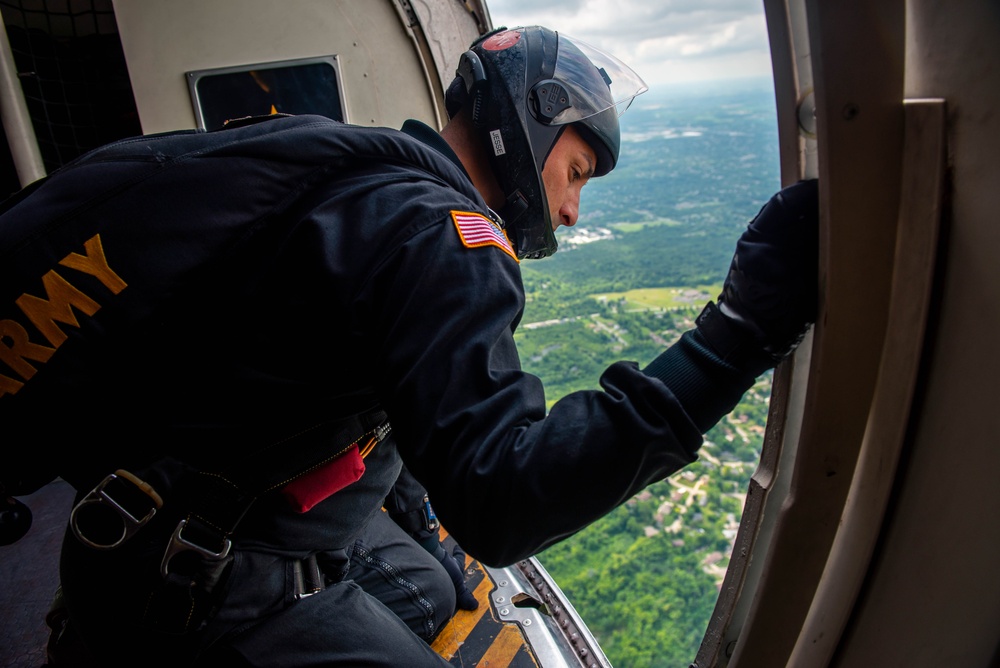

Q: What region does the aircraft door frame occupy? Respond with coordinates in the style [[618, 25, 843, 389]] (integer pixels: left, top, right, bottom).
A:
[[694, 1, 948, 666]]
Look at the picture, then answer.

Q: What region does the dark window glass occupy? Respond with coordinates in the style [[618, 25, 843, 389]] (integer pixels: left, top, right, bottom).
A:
[[189, 59, 344, 130]]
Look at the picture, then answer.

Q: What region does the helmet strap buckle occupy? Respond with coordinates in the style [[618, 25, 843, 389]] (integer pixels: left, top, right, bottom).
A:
[[501, 190, 529, 226]]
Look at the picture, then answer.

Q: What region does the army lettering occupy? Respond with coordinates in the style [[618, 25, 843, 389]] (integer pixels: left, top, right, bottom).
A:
[[0, 234, 126, 399]]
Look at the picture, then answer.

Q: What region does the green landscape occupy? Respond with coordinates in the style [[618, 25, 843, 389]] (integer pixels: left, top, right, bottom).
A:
[[516, 77, 781, 667]]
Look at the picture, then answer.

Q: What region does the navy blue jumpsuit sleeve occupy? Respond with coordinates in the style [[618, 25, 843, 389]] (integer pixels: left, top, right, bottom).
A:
[[356, 214, 703, 566]]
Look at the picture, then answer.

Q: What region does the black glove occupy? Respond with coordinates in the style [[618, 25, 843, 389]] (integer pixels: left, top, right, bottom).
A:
[[438, 544, 479, 611], [698, 179, 820, 368]]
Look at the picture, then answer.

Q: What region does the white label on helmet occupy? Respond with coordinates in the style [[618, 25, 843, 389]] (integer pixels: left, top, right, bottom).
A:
[[490, 129, 506, 156]]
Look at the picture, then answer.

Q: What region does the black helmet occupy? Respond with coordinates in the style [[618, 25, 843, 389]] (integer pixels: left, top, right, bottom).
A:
[[448, 26, 647, 259]]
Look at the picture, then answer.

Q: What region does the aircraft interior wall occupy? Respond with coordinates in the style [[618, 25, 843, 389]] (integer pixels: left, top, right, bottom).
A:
[[831, 2, 1000, 665]]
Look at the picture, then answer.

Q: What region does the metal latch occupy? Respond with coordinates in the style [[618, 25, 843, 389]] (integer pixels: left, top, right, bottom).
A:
[[70, 470, 163, 550]]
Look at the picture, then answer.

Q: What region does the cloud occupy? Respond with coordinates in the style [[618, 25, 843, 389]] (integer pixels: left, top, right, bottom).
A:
[[485, 0, 772, 86]]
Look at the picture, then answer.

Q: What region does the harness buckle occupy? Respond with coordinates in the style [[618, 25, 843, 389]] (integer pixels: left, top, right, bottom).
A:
[[160, 518, 232, 579], [70, 470, 163, 550], [292, 554, 325, 599]]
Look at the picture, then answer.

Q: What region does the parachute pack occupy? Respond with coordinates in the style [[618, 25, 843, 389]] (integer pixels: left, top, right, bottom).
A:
[[0, 113, 463, 546]]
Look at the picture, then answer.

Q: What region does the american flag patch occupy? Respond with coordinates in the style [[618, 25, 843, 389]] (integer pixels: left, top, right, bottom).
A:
[[451, 210, 518, 262]]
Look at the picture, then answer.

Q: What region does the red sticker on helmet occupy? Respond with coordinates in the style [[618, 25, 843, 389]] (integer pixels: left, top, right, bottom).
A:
[[482, 30, 521, 51]]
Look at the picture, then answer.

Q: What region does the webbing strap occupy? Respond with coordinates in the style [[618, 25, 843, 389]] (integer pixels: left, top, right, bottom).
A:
[[143, 407, 390, 634], [171, 407, 389, 551]]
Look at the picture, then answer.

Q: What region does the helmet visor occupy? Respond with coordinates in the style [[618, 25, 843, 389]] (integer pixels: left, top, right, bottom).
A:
[[548, 35, 649, 125]]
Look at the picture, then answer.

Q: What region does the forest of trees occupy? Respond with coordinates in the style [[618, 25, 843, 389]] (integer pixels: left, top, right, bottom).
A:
[[516, 298, 772, 667], [512, 78, 781, 667]]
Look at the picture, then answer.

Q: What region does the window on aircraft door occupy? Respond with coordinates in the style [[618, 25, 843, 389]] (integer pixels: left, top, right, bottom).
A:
[[186, 56, 346, 131]]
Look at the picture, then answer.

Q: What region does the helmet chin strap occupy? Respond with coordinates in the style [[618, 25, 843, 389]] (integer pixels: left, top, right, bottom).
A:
[[500, 189, 529, 228]]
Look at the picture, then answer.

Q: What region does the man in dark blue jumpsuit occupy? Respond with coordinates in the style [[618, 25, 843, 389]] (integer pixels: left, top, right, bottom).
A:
[[0, 26, 818, 667]]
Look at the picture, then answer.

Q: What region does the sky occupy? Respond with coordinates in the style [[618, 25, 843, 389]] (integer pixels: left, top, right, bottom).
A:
[[483, 0, 774, 89]]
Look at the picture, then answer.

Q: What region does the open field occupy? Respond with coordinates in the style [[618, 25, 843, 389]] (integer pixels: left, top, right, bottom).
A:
[[607, 218, 682, 233], [593, 284, 722, 310]]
